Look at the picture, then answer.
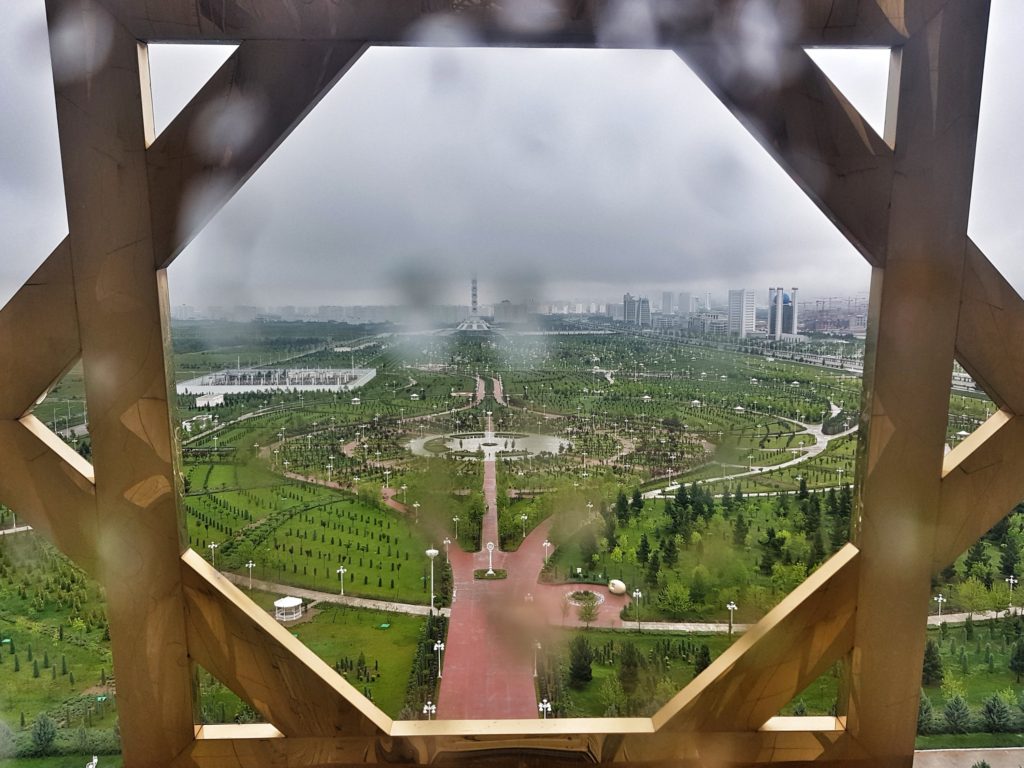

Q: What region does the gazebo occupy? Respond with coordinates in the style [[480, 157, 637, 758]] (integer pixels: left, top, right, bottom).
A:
[[273, 596, 303, 622]]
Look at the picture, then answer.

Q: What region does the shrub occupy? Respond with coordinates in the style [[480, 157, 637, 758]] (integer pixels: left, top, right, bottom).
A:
[[30, 713, 56, 755], [943, 694, 971, 733]]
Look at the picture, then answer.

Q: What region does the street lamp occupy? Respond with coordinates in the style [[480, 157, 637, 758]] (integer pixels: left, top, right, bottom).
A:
[[426, 547, 439, 614], [542, 539, 552, 564], [443, 537, 451, 563], [726, 601, 738, 636], [413, 501, 421, 522], [934, 593, 946, 616], [422, 701, 436, 720], [401, 484, 408, 504], [207, 542, 218, 567], [433, 640, 445, 678], [533, 641, 541, 678], [383, 469, 391, 489], [336, 565, 347, 596], [538, 698, 552, 719], [520, 513, 529, 539], [245, 560, 255, 590], [1007, 574, 1018, 593], [452, 515, 460, 539], [631, 589, 643, 633], [486, 542, 496, 576]]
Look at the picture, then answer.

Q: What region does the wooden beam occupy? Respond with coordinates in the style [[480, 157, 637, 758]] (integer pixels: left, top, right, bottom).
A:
[[846, 3, 990, 764], [935, 411, 1024, 571], [145, 40, 368, 268], [955, 239, 1024, 414], [675, 44, 894, 268], [0, 417, 95, 569], [650, 546, 859, 735], [46, 0, 197, 762], [0, 240, 80, 420], [101, 0, 911, 46], [180, 550, 391, 738]]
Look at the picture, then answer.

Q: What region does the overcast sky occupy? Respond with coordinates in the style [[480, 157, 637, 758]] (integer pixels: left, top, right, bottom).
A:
[[2, 2, 1022, 310]]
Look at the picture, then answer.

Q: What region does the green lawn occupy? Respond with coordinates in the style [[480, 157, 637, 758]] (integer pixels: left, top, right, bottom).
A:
[[290, 604, 426, 717]]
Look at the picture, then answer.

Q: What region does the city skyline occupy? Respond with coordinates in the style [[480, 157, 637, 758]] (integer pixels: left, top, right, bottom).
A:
[[3, 4, 1022, 310]]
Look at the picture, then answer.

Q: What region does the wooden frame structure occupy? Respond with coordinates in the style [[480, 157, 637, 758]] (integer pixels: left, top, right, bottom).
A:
[[1, 0, 1012, 765]]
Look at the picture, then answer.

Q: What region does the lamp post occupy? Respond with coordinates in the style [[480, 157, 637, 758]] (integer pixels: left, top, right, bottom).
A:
[[422, 701, 436, 720], [443, 537, 451, 563], [542, 539, 552, 564], [486, 542, 495, 576], [433, 640, 445, 678], [245, 560, 255, 590], [326, 463, 333, 484], [538, 698, 551, 719], [631, 589, 643, 633], [336, 565, 347, 596], [383, 469, 391, 489], [934, 593, 946, 616], [1007, 574, 1018, 593], [520, 513, 529, 539], [426, 547, 439, 614], [207, 542, 218, 567], [452, 515, 460, 539], [726, 601, 738, 636], [401, 484, 408, 504], [533, 641, 541, 678], [413, 501, 421, 522]]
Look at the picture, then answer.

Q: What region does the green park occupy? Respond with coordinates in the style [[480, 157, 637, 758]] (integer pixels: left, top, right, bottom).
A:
[[0, 320, 1018, 761]]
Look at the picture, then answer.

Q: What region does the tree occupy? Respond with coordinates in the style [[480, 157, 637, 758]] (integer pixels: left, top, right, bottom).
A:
[[615, 491, 630, 524], [943, 694, 971, 733], [980, 693, 1012, 732], [964, 540, 991, 582], [693, 644, 712, 676], [733, 513, 749, 546], [662, 536, 679, 568], [618, 641, 642, 696], [577, 597, 600, 629], [0, 721, 13, 758], [568, 635, 594, 688], [917, 689, 933, 734], [645, 551, 661, 588], [630, 489, 645, 514], [955, 577, 989, 617], [1009, 640, 1024, 683], [798, 476, 809, 500], [637, 534, 651, 565], [922, 639, 944, 686], [690, 565, 711, 605], [31, 713, 56, 755], [657, 584, 690, 620], [999, 541, 1020, 579]]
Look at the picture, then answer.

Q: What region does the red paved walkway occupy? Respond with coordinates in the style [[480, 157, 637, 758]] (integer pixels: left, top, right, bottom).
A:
[[437, 400, 632, 719], [437, 412, 540, 719]]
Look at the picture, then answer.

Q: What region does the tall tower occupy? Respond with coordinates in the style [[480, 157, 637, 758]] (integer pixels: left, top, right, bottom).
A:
[[790, 287, 799, 334], [774, 286, 784, 340], [471, 275, 478, 317]]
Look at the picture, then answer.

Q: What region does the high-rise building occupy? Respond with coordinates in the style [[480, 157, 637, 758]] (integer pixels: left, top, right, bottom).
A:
[[622, 293, 638, 324], [728, 289, 756, 337], [661, 291, 674, 314], [638, 297, 651, 327], [768, 286, 799, 337], [677, 292, 693, 318]]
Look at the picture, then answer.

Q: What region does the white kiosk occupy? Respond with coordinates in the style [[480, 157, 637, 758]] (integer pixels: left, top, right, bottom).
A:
[[273, 596, 303, 622]]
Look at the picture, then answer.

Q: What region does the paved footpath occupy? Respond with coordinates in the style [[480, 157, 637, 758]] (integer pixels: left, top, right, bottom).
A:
[[437, 410, 540, 719]]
